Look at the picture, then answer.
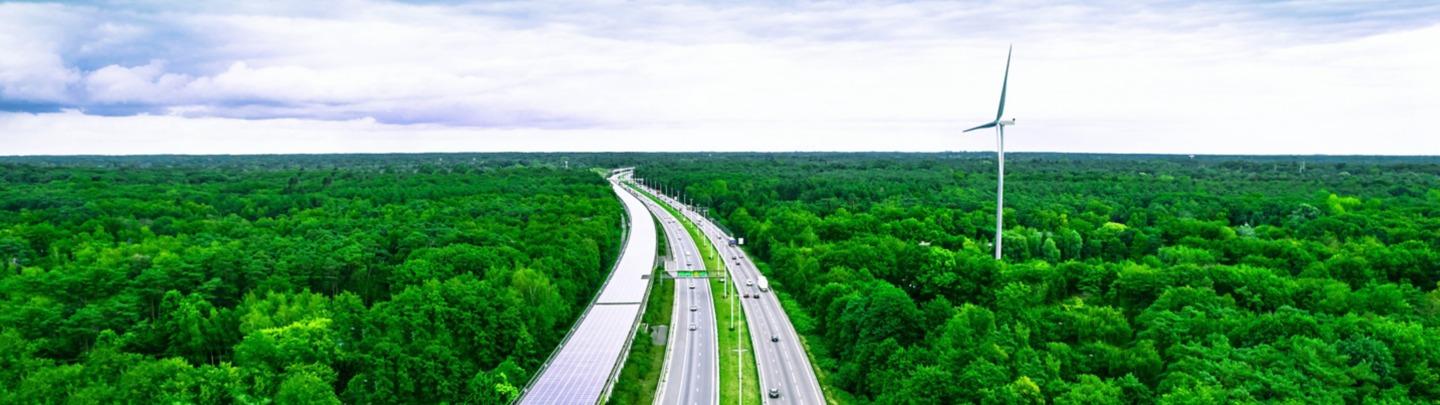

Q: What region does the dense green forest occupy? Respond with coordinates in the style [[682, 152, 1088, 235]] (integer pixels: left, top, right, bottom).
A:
[[635, 154, 1440, 404], [0, 162, 623, 404], [7, 152, 1440, 404]]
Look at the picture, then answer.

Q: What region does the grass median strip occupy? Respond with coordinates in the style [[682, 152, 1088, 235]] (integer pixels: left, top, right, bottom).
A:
[[713, 276, 761, 404]]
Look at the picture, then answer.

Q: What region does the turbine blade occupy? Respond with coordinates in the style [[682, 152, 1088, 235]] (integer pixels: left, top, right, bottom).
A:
[[996, 45, 1011, 121], [964, 122, 997, 132]]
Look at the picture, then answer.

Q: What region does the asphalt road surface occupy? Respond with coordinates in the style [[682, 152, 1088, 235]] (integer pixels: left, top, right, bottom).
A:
[[641, 188, 719, 405], [654, 191, 826, 405]]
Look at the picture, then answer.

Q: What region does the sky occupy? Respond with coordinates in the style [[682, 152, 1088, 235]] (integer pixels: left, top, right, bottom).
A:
[[1, 0, 1437, 155]]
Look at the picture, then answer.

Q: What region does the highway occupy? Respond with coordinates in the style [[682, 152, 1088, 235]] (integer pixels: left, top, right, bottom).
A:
[[635, 182, 719, 405], [649, 189, 826, 405]]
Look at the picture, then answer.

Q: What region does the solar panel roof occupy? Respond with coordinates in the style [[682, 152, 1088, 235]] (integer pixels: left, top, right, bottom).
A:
[[515, 179, 656, 405], [517, 303, 642, 405], [596, 183, 657, 304]]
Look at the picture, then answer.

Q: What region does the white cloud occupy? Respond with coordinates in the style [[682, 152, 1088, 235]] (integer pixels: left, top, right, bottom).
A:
[[0, 0, 1436, 154], [84, 60, 190, 103], [0, 3, 84, 102]]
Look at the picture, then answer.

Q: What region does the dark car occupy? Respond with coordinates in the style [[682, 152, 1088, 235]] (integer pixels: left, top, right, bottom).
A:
[[771, 335, 779, 342], [743, 293, 750, 298], [769, 388, 780, 398]]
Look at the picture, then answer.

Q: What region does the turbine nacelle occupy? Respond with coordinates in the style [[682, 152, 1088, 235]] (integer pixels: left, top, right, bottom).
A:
[[962, 118, 1015, 133]]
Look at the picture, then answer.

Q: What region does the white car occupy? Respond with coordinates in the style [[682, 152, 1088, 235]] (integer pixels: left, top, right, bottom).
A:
[[689, 324, 697, 331], [746, 280, 754, 286]]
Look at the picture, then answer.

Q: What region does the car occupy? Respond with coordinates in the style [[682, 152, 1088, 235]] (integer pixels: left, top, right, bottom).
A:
[[769, 388, 780, 398], [754, 294, 761, 299], [746, 280, 754, 286], [691, 306, 698, 312], [744, 293, 751, 298], [689, 282, 695, 289], [732, 256, 737, 260], [771, 335, 779, 342], [689, 324, 697, 331]]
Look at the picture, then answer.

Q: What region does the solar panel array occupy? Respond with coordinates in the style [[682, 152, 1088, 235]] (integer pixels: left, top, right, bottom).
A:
[[515, 179, 657, 405], [517, 304, 641, 405], [596, 183, 658, 304]]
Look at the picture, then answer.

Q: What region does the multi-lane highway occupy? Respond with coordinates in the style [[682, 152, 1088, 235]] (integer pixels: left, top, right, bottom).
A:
[[636, 184, 719, 405], [651, 190, 826, 405], [520, 167, 818, 405]]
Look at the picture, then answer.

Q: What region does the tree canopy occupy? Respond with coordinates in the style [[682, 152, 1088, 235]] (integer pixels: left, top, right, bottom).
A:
[[0, 161, 622, 404], [635, 153, 1440, 404]]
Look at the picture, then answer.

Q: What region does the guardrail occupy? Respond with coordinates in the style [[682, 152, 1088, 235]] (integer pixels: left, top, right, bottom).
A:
[[704, 213, 738, 240]]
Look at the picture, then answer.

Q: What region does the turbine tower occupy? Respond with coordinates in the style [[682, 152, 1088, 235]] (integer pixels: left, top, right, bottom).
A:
[[964, 45, 1015, 260]]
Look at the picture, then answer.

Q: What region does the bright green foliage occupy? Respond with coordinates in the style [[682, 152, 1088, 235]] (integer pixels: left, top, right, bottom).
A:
[[0, 162, 623, 404], [276, 365, 342, 405], [634, 153, 1440, 404]]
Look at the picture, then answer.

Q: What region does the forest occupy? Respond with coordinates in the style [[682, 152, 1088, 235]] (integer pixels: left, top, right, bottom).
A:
[[634, 153, 1440, 404], [6, 152, 1440, 404], [0, 161, 623, 404]]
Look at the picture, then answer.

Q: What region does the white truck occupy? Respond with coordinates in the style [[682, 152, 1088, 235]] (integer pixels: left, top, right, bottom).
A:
[[757, 276, 769, 292]]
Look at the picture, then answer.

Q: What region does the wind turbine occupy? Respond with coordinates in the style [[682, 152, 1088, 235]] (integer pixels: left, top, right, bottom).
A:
[[963, 45, 1016, 261]]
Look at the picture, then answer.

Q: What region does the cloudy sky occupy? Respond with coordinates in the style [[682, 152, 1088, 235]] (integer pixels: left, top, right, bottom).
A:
[[1, 0, 1437, 155]]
